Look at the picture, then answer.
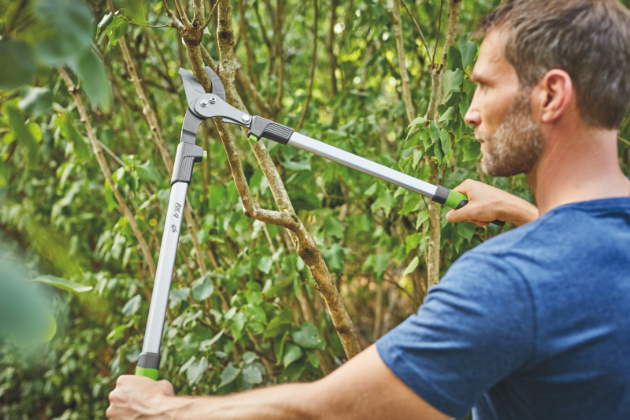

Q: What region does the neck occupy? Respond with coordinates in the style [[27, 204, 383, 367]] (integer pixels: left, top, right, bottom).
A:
[[528, 126, 629, 215]]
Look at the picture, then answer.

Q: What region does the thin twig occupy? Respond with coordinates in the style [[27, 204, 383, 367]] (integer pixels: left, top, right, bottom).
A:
[[296, 0, 318, 131], [400, 0, 431, 60], [431, 0, 444, 66], [618, 136, 630, 147], [116, 14, 172, 28], [200, 0, 219, 31]]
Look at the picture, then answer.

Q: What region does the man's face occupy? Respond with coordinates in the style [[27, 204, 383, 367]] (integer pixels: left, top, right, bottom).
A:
[[464, 29, 544, 177]]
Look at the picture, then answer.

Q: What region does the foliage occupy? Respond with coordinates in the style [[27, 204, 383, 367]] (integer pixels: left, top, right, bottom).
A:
[[1, 0, 630, 419]]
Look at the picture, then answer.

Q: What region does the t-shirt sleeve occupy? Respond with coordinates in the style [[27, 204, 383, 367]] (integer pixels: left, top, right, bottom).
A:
[[376, 251, 536, 418]]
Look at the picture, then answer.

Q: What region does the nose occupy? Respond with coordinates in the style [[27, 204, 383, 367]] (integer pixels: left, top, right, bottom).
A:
[[464, 107, 480, 127]]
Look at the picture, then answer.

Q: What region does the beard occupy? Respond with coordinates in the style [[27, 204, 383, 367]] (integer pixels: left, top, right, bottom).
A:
[[479, 90, 545, 177]]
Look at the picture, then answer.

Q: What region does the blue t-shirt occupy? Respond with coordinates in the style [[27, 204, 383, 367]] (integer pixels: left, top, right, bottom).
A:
[[376, 196, 630, 419]]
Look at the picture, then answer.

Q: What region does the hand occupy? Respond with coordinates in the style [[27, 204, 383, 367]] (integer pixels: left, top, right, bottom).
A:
[[445, 179, 538, 227], [107, 375, 175, 420]]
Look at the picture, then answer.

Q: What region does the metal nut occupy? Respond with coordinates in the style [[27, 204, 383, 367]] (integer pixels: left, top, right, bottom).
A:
[[209, 97, 217, 104], [199, 99, 209, 107], [241, 114, 251, 123]]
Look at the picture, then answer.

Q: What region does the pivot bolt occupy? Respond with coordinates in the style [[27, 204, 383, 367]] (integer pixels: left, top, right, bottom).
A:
[[241, 114, 251, 123], [209, 97, 217, 104], [200, 99, 209, 107]]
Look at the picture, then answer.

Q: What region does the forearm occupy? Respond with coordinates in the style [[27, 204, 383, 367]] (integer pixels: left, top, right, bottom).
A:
[[159, 383, 319, 420]]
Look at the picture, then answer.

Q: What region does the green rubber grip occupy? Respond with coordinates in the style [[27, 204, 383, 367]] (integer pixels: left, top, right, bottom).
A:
[[445, 190, 469, 209], [135, 366, 159, 380]]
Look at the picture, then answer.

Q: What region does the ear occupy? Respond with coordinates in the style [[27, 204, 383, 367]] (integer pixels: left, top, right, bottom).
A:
[[535, 69, 574, 123]]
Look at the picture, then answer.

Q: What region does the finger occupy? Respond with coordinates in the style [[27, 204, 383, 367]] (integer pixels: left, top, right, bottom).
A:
[[452, 179, 474, 194], [472, 220, 489, 226]]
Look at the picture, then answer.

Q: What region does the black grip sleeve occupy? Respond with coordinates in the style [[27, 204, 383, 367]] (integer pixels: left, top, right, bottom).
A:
[[248, 116, 294, 144]]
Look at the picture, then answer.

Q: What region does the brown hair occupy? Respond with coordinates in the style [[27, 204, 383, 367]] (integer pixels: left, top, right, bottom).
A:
[[476, 0, 630, 129]]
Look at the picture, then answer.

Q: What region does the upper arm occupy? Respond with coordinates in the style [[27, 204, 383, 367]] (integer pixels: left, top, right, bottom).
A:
[[312, 345, 451, 420]]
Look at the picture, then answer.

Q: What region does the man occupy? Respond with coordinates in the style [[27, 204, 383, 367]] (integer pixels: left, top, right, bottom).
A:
[[107, 0, 630, 418]]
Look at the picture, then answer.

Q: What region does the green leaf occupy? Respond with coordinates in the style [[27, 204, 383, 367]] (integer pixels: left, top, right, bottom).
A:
[[440, 129, 452, 160], [122, 294, 141, 316], [191, 274, 214, 301], [402, 256, 420, 276], [0, 41, 36, 91], [34, 0, 94, 63], [459, 36, 479, 68], [218, 363, 241, 388], [442, 69, 464, 99], [55, 112, 90, 160], [322, 217, 345, 239], [32, 275, 92, 293], [200, 330, 224, 351], [293, 321, 325, 349], [282, 359, 306, 381], [256, 256, 273, 274], [18, 87, 52, 117], [284, 158, 311, 171], [243, 351, 258, 364], [405, 233, 422, 254], [429, 121, 440, 141], [169, 287, 190, 307], [136, 160, 161, 183], [371, 188, 393, 217], [229, 312, 247, 340], [462, 139, 481, 161], [438, 106, 457, 123], [306, 350, 320, 368], [447, 45, 463, 71], [69, 47, 113, 112], [106, 16, 129, 47], [373, 253, 390, 280], [5, 102, 39, 163], [207, 185, 226, 209], [119, 0, 146, 23], [457, 222, 476, 241], [242, 364, 263, 385], [186, 357, 208, 386], [283, 343, 302, 367], [322, 243, 345, 274], [264, 315, 293, 339], [96, 13, 114, 37], [106, 324, 130, 343]]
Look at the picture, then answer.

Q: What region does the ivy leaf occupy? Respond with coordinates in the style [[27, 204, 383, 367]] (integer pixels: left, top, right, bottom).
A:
[[191, 274, 214, 301], [293, 321, 325, 349], [0, 41, 35, 91], [242, 364, 263, 385], [122, 294, 141, 316], [283, 343, 302, 367], [256, 256, 273, 274], [218, 363, 241, 388], [186, 357, 208, 386], [243, 351, 258, 364]]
